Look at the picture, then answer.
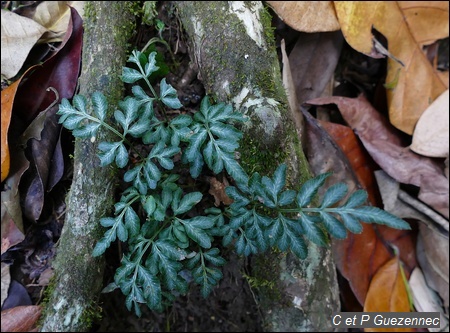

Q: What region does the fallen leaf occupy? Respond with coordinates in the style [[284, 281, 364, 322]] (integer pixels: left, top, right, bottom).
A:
[[0, 305, 41, 332], [334, 1, 449, 134], [20, 106, 63, 221], [1, 280, 32, 310], [409, 267, 449, 332], [1, 263, 10, 308], [281, 39, 304, 143], [416, 223, 449, 308], [374, 170, 449, 235], [289, 31, 344, 105], [267, 1, 340, 32], [32, 1, 84, 43], [307, 94, 449, 218], [410, 89, 449, 158], [302, 107, 417, 305], [363, 257, 411, 332], [318, 120, 381, 206], [0, 216, 25, 255], [0, 9, 48, 79], [208, 177, 233, 206], [13, 6, 83, 125], [1, 80, 20, 182]]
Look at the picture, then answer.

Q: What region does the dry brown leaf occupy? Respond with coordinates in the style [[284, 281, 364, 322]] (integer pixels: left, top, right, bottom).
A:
[[374, 170, 449, 234], [302, 108, 417, 306], [0, 9, 47, 79], [334, 1, 449, 134], [409, 267, 449, 332], [1, 80, 20, 182], [410, 89, 449, 158], [307, 94, 449, 218], [208, 177, 233, 206], [0, 305, 42, 332], [416, 223, 449, 308], [32, 1, 84, 43], [1, 263, 11, 308], [363, 257, 411, 332], [281, 39, 304, 143], [266, 1, 340, 32]]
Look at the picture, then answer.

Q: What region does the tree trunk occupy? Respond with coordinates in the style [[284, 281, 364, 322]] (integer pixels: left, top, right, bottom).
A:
[[39, 2, 135, 331], [174, 1, 341, 331]]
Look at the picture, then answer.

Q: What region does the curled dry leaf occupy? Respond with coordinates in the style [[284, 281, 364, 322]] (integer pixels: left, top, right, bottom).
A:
[[410, 89, 449, 158], [208, 177, 233, 206], [13, 6, 83, 125], [307, 94, 449, 218], [266, 1, 340, 32], [302, 107, 417, 306], [334, 1, 449, 135], [1, 80, 20, 182], [1, 263, 11, 308], [289, 31, 343, 106], [410, 267, 449, 332], [0, 9, 47, 79], [0, 305, 42, 332], [416, 223, 449, 308], [281, 39, 304, 143], [31, 1, 85, 43], [363, 257, 411, 332], [374, 170, 449, 234]]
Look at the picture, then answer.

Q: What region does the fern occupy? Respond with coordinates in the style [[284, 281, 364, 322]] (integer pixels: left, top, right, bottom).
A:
[[57, 50, 411, 317]]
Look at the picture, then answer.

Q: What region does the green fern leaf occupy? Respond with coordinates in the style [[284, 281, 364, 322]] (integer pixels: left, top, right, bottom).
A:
[[72, 94, 88, 113], [137, 265, 161, 310], [297, 172, 331, 207], [319, 212, 347, 239], [72, 122, 101, 138], [298, 212, 328, 246], [320, 183, 348, 208], [172, 191, 202, 215], [159, 78, 182, 109], [179, 216, 214, 248], [349, 206, 411, 229], [342, 189, 368, 208], [91, 91, 108, 121], [339, 212, 363, 233], [122, 67, 144, 84]]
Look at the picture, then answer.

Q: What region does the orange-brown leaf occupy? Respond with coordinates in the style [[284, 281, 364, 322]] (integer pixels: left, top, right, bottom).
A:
[[266, 1, 340, 32], [363, 257, 411, 332], [0, 305, 42, 332], [319, 121, 381, 206], [332, 224, 416, 306], [1, 80, 20, 182], [334, 1, 449, 134]]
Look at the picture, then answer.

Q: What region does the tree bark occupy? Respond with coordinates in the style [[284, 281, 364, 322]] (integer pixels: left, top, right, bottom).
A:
[[174, 1, 341, 331], [39, 2, 135, 331]]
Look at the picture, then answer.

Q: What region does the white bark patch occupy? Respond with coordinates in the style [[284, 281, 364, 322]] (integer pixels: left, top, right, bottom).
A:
[[192, 19, 204, 65], [254, 105, 281, 137], [222, 80, 230, 95], [229, 2, 266, 50], [63, 303, 82, 327], [293, 296, 303, 309], [233, 86, 281, 136], [233, 86, 250, 109]]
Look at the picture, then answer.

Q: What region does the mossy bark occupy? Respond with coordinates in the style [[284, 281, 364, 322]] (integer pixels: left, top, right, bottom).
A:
[[39, 2, 135, 331], [175, 1, 340, 331]]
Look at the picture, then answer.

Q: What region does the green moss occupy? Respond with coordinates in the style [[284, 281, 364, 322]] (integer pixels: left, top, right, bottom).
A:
[[36, 274, 58, 330], [78, 301, 103, 328], [239, 134, 288, 176], [249, 250, 287, 304]]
